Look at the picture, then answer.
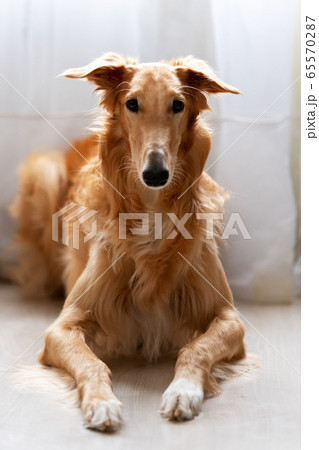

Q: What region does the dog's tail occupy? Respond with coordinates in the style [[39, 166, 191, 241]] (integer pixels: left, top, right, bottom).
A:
[[9, 151, 68, 298]]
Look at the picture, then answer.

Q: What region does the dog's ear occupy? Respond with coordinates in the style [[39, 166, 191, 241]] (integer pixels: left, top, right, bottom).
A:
[[172, 56, 241, 112], [62, 53, 137, 110]]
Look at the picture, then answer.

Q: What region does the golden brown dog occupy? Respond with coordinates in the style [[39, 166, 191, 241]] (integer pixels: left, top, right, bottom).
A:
[[11, 53, 246, 431]]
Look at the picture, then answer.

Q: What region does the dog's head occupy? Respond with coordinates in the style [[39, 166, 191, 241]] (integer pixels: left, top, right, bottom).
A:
[[63, 53, 240, 190]]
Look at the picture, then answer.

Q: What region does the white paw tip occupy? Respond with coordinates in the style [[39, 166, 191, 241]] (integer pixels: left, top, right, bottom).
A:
[[84, 399, 123, 431], [160, 378, 204, 421]]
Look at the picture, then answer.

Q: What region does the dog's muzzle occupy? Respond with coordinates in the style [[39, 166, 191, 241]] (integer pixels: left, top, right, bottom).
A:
[[142, 151, 169, 188]]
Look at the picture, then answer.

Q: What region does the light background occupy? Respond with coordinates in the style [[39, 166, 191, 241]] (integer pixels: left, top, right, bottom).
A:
[[0, 0, 300, 303]]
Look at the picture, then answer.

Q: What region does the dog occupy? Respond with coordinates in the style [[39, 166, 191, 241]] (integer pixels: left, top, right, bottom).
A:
[[10, 53, 246, 431]]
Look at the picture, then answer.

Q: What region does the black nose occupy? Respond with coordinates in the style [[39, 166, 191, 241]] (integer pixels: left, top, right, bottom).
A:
[[142, 150, 169, 187], [142, 167, 169, 187]]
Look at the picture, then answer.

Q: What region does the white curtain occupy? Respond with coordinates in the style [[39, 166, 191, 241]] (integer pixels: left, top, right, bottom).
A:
[[0, 0, 300, 303]]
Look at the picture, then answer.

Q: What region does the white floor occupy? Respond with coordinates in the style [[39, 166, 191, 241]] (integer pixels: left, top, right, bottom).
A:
[[0, 283, 300, 450]]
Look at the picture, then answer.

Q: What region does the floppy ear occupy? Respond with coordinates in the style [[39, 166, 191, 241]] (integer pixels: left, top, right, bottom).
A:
[[62, 53, 137, 110], [172, 56, 241, 112]]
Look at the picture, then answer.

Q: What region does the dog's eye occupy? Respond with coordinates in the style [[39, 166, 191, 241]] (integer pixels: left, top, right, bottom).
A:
[[126, 99, 138, 113], [172, 100, 184, 113]]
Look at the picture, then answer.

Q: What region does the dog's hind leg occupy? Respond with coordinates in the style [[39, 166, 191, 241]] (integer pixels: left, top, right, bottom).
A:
[[10, 151, 68, 297]]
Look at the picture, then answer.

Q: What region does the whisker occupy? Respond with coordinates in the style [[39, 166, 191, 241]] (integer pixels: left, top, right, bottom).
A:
[[180, 91, 193, 98], [116, 88, 131, 94], [115, 81, 133, 89], [118, 156, 134, 172], [180, 85, 206, 95]]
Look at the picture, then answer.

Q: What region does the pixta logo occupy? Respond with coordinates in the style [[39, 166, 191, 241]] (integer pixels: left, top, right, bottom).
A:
[[52, 202, 98, 249], [118, 212, 251, 240]]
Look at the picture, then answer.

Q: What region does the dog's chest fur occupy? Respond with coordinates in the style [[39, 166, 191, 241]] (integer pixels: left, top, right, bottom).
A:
[[86, 230, 213, 362], [78, 189, 219, 362], [88, 303, 197, 362]]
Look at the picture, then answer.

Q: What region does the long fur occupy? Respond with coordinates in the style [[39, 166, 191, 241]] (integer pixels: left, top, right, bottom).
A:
[[10, 53, 255, 430], [15, 353, 260, 407]]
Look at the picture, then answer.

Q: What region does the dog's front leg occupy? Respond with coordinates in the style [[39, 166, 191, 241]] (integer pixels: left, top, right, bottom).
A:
[[39, 311, 122, 431], [161, 307, 245, 421], [39, 313, 122, 431], [39, 249, 123, 431]]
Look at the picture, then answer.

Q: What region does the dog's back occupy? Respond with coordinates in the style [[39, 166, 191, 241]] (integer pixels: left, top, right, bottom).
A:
[[10, 136, 97, 297]]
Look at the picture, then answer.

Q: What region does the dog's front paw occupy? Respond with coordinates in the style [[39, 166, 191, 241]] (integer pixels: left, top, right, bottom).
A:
[[83, 398, 123, 431], [160, 378, 204, 421]]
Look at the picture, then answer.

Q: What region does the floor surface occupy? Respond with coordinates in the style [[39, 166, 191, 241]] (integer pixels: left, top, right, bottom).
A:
[[0, 283, 300, 450]]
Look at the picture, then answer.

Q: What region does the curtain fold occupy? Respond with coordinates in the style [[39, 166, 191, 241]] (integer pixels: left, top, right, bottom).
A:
[[0, 0, 300, 302]]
